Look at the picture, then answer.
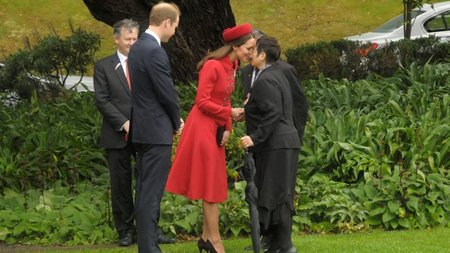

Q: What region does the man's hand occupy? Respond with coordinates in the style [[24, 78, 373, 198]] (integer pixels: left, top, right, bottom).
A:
[[176, 118, 185, 135], [240, 135, 254, 148], [232, 107, 245, 121]]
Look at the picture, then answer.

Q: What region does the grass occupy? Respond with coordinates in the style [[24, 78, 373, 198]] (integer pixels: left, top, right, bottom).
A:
[[0, 0, 112, 59], [0, 0, 442, 60], [230, 0, 404, 51], [4, 227, 450, 253]]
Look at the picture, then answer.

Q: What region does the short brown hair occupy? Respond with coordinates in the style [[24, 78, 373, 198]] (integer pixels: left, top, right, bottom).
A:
[[113, 19, 139, 37], [149, 2, 180, 26]]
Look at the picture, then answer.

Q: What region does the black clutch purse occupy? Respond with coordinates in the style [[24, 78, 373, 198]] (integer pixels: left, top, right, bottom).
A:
[[216, 125, 225, 146]]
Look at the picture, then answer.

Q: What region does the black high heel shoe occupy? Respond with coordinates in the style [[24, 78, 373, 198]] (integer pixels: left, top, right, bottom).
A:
[[197, 239, 207, 253], [197, 238, 218, 253]]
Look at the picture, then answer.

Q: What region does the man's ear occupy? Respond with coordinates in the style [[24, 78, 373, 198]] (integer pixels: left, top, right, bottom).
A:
[[260, 51, 266, 60], [164, 19, 171, 28]]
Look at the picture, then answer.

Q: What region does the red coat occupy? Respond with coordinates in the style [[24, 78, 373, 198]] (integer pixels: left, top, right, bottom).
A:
[[166, 55, 237, 203]]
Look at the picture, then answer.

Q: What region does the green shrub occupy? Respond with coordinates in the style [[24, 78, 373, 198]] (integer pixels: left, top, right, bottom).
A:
[[285, 41, 343, 81], [286, 37, 450, 82], [0, 91, 105, 193], [0, 25, 100, 100]]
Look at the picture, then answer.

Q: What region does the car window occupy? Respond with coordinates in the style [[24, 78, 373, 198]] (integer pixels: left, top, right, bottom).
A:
[[373, 10, 425, 33], [424, 11, 449, 32], [445, 11, 450, 28]]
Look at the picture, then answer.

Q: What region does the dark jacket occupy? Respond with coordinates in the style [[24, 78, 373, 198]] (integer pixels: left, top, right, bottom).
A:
[[244, 66, 300, 153], [128, 33, 180, 145], [94, 53, 131, 149], [241, 60, 308, 143]]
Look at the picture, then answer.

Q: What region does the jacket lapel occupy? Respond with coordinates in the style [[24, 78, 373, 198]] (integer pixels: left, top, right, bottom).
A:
[[110, 55, 130, 96]]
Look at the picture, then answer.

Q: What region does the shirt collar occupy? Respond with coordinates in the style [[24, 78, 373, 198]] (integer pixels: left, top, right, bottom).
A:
[[145, 29, 161, 46], [116, 50, 127, 63]]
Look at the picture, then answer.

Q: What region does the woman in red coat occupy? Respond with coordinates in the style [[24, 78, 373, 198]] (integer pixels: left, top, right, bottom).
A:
[[166, 23, 255, 253]]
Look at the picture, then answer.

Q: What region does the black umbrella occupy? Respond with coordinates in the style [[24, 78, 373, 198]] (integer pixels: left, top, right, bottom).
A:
[[243, 150, 260, 253]]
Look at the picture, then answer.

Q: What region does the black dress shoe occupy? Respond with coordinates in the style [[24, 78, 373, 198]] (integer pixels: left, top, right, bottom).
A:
[[118, 232, 134, 246], [261, 236, 271, 250], [157, 231, 176, 244]]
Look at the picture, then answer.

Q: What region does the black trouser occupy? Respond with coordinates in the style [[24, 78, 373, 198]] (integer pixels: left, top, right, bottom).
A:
[[134, 144, 172, 253], [106, 144, 136, 238], [262, 213, 293, 250]]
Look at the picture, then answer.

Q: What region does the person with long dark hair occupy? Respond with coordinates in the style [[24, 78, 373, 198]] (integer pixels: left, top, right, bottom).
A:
[[166, 23, 256, 253]]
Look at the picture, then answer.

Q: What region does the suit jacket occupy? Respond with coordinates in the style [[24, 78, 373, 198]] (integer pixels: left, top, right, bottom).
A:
[[94, 53, 131, 149], [244, 66, 300, 153], [241, 60, 308, 143], [128, 33, 180, 145]]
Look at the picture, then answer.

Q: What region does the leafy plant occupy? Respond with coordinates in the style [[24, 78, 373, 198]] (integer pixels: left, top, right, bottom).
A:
[[0, 25, 100, 100], [0, 181, 115, 245], [0, 92, 106, 193]]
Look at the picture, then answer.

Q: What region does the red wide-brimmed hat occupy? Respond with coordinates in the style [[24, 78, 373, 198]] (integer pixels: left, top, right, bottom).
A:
[[222, 23, 253, 43]]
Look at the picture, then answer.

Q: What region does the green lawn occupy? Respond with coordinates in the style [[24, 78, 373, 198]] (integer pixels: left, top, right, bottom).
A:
[[230, 0, 405, 51], [5, 227, 449, 253]]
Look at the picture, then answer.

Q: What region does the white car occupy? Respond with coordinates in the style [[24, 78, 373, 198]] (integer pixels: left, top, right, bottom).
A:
[[63, 75, 94, 92], [1, 62, 93, 92], [346, 1, 450, 47]]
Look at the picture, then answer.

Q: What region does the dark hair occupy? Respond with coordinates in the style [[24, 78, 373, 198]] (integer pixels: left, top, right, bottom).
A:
[[113, 19, 139, 37], [255, 36, 281, 63], [149, 2, 180, 26], [252, 29, 265, 39], [196, 34, 254, 70], [196, 46, 232, 70]]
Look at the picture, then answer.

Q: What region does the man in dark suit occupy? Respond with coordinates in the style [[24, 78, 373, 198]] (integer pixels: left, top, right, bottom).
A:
[[127, 3, 183, 252], [94, 19, 175, 248], [241, 31, 308, 251], [241, 31, 308, 145], [93, 19, 139, 247]]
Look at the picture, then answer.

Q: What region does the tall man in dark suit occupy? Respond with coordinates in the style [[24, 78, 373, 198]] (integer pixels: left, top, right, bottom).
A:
[[127, 3, 183, 252], [93, 19, 139, 247]]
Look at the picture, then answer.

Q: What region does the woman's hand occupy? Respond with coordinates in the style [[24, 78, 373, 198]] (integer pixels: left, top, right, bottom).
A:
[[240, 135, 254, 148], [220, 130, 231, 146], [175, 118, 185, 135]]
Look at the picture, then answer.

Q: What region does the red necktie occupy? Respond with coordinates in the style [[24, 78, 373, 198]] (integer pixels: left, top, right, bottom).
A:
[[125, 59, 131, 90], [125, 59, 130, 142]]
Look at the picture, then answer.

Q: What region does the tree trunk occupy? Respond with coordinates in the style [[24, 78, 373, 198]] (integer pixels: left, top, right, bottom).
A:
[[403, 0, 425, 39], [403, 0, 414, 39], [83, 0, 236, 83]]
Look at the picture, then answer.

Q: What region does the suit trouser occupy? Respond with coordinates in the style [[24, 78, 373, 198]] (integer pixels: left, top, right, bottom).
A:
[[268, 214, 294, 250], [135, 144, 172, 253], [255, 148, 299, 251], [106, 145, 136, 238]]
